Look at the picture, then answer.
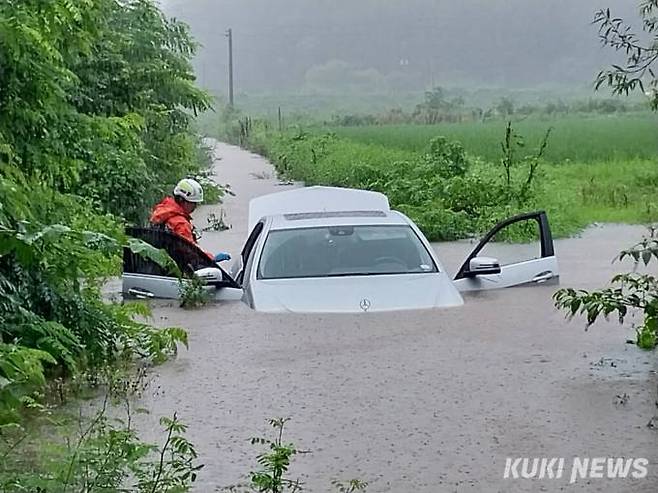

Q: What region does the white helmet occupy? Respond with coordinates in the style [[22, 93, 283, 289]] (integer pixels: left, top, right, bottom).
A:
[[173, 178, 204, 203]]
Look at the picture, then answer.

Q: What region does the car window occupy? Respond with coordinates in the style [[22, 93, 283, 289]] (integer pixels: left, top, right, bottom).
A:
[[477, 219, 541, 266], [257, 225, 438, 279]]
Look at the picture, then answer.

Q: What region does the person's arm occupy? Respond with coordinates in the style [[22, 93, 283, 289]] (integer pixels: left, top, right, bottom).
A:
[[168, 217, 229, 262]]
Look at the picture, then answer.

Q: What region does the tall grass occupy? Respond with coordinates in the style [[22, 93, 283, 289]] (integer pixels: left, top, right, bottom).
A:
[[238, 118, 658, 240], [328, 114, 658, 163]]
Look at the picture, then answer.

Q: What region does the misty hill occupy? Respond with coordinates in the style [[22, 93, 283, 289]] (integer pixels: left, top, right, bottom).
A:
[[161, 0, 638, 99]]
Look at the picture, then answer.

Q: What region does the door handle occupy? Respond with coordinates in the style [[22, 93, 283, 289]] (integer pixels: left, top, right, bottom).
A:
[[532, 271, 554, 283], [128, 288, 154, 298]]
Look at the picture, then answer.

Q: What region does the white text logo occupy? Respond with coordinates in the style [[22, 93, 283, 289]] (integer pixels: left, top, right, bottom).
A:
[[503, 457, 649, 483]]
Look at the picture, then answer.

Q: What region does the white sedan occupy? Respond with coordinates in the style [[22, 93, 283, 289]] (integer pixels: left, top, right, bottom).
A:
[[122, 187, 559, 313]]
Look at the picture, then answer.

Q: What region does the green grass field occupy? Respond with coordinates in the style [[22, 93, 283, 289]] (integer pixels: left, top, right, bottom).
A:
[[215, 112, 658, 240], [327, 114, 658, 163]]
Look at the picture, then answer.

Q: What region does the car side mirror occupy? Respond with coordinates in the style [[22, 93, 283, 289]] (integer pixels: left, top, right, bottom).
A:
[[194, 267, 224, 283], [195, 266, 242, 290], [465, 256, 501, 276]]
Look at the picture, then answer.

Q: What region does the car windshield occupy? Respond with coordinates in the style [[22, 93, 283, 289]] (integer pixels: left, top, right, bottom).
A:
[[257, 225, 438, 279]]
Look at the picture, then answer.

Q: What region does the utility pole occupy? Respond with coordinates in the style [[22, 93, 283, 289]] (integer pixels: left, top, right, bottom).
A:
[[225, 28, 234, 107], [428, 58, 435, 89]]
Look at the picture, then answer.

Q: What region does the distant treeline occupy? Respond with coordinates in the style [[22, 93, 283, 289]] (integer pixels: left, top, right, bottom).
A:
[[326, 88, 649, 127]]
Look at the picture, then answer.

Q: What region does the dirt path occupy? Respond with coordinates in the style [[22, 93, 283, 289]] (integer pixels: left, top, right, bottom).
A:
[[134, 142, 657, 492]]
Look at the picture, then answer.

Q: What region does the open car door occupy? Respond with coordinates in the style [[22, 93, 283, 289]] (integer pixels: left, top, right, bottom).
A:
[[452, 211, 558, 292], [122, 227, 241, 300]]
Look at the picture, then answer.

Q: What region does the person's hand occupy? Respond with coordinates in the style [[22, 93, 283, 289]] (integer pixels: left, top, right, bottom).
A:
[[214, 252, 231, 263]]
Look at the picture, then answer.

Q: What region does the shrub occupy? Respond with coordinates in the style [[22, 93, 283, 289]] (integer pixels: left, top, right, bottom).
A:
[[0, 403, 202, 492], [231, 123, 548, 242], [179, 276, 211, 309], [397, 205, 474, 241], [424, 136, 470, 178]]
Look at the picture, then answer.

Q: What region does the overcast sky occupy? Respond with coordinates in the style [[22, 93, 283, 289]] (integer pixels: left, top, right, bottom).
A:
[[161, 0, 640, 95]]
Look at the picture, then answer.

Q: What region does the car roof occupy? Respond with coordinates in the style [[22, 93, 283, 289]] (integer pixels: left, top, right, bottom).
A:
[[248, 186, 390, 231], [268, 210, 410, 230]]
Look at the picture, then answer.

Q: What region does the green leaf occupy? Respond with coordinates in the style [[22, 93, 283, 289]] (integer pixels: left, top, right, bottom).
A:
[[0, 376, 10, 390], [642, 250, 652, 265], [126, 238, 181, 277]]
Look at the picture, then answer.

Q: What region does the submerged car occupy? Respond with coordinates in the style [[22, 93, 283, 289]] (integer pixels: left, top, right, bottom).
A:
[[123, 186, 559, 313]]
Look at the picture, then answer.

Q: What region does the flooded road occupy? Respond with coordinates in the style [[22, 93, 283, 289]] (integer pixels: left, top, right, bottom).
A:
[[133, 142, 657, 492]]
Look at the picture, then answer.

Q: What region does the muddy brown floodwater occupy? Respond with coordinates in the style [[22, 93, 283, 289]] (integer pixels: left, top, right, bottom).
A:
[[125, 142, 658, 492]]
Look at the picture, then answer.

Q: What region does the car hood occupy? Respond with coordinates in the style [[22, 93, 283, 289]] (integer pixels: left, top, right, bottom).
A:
[[248, 272, 464, 313]]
